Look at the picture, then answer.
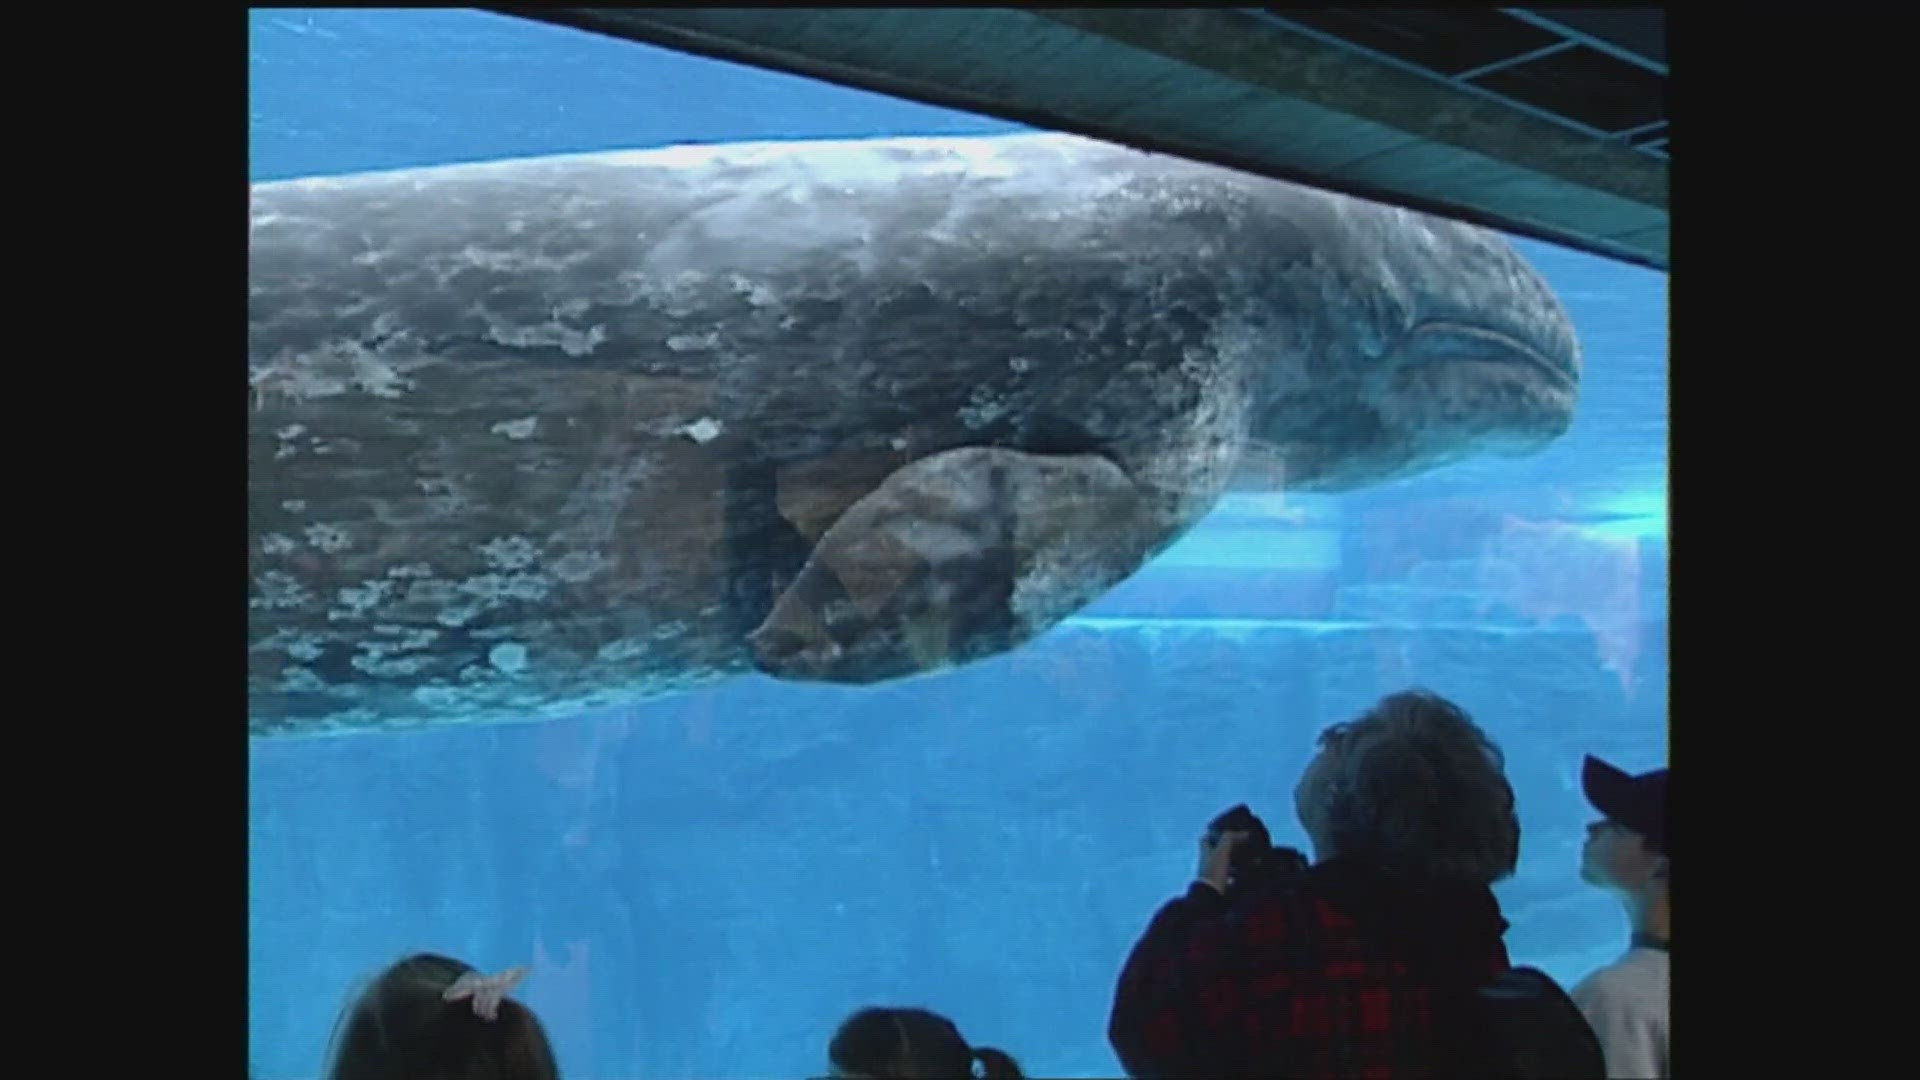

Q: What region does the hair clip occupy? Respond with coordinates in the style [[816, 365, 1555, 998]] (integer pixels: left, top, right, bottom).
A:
[[442, 966, 527, 1022]]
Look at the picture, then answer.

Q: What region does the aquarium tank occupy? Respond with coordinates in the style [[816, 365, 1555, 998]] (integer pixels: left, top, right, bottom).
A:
[[248, 10, 1668, 1079]]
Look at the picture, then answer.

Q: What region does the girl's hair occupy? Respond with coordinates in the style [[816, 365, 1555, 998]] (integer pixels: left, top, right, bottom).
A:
[[324, 953, 560, 1080], [829, 1006, 1024, 1079]]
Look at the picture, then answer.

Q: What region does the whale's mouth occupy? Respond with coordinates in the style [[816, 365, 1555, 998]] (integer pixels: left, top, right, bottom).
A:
[[1400, 320, 1577, 390]]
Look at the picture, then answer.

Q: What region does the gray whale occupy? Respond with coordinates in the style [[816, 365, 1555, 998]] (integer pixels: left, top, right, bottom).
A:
[[248, 132, 1580, 736]]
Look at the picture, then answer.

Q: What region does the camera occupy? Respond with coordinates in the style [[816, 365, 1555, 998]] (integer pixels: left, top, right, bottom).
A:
[[1206, 804, 1308, 889]]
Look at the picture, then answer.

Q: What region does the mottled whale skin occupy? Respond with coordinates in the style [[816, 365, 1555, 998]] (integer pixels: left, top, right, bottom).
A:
[[249, 132, 1579, 737]]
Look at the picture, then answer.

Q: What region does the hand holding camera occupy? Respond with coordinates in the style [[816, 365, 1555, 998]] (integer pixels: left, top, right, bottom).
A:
[[1197, 804, 1308, 894]]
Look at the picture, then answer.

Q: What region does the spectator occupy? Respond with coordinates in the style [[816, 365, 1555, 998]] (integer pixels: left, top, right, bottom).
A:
[[1571, 755, 1669, 1078], [324, 952, 559, 1080], [1109, 689, 1535, 1077], [827, 1005, 1023, 1079]]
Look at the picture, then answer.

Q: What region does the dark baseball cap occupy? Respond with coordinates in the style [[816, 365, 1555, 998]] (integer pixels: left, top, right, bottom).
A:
[[1582, 755, 1667, 855]]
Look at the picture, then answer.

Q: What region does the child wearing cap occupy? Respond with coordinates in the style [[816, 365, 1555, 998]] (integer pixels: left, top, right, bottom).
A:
[[1573, 755, 1669, 1079]]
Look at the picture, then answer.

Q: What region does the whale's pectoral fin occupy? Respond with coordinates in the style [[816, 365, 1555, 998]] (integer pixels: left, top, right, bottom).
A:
[[748, 446, 1161, 684]]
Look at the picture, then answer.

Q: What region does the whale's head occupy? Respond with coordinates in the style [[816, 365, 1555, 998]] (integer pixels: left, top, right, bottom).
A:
[[1231, 187, 1582, 492]]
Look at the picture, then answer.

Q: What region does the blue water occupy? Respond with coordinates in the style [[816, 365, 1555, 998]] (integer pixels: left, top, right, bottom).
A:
[[248, 10, 1669, 1079]]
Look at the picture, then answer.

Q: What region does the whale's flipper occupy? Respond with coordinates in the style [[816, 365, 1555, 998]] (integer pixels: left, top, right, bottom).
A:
[[747, 446, 1162, 684]]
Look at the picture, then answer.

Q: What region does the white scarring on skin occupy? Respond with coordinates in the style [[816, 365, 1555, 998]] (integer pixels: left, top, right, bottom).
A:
[[479, 536, 540, 571], [306, 523, 352, 553], [676, 417, 724, 444], [489, 643, 529, 675]]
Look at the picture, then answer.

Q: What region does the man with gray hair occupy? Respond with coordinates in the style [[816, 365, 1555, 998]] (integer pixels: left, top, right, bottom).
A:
[[1108, 688, 1598, 1078]]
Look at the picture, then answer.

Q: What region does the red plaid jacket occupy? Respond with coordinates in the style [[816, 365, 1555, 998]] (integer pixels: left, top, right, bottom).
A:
[[1108, 859, 1512, 1079]]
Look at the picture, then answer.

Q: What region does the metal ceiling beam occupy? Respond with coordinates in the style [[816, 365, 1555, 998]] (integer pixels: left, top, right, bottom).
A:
[[1500, 8, 1667, 75], [489, 7, 1667, 270], [1452, 39, 1579, 82], [1237, 10, 1657, 152]]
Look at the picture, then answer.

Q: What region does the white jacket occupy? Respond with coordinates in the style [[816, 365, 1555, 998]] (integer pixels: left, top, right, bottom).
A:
[[1572, 946, 1669, 1078]]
